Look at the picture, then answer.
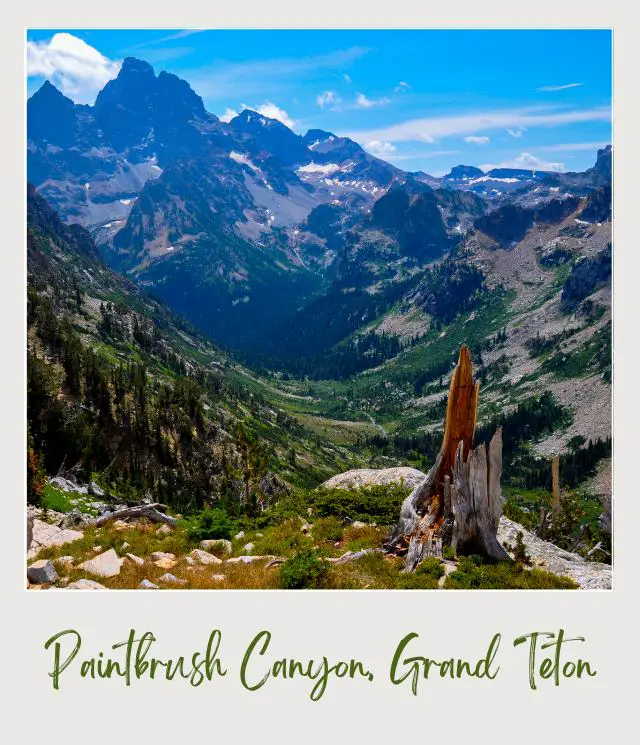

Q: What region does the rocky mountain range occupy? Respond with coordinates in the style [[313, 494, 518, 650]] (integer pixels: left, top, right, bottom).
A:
[[28, 56, 611, 356]]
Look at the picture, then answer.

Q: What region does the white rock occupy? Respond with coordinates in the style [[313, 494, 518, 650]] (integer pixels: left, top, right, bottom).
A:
[[150, 551, 176, 561], [138, 579, 159, 589], [185, 556, 196, 566], [27, 520, 83, 558], [27, 560, 57, 584], [226, 555, 264, 564], [211, 574, 226, 582], [158, 573, 187, 586], [154, 557, 177, 570], [125, 553, 145, 566], [189, 549, 223, 566], [351, 521, 367, 529], [234, 531, 245, 540], [243, 542, 255, 554], [321, 466, 427, 490], [77, 549, 123, 578], [67, 578, 106, 590], [121, 542, 130, 551], [156, 524, 173, 535], [55, 555, 74, 568]]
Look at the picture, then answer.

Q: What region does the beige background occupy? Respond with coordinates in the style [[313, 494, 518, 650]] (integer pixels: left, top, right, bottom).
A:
[[3, 4, 637, 742]]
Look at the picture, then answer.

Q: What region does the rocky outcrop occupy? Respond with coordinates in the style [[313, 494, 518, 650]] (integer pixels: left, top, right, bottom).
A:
[[27, 519, 84, 558], [497, 517, 611, 589], [321, 467, 427, 490], [561, 244, 612, 312]]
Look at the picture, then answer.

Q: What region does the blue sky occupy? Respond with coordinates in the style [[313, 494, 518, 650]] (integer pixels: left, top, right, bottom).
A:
[[26, 29, 612, 175]]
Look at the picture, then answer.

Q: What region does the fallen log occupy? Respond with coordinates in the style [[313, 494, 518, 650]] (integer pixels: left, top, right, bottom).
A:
[[387, 344, 510, 569], [93, 504, 178, 528], [328, 548, 383, 565]]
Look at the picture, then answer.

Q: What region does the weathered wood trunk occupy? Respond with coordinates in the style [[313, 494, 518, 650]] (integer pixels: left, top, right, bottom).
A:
[[387, 344, 510, 569], [93, 504, 178, 528], [551, 456, 561, 514]]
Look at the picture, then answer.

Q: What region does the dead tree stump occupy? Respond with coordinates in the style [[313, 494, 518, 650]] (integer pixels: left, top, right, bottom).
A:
[[387, 344, 510, 569]]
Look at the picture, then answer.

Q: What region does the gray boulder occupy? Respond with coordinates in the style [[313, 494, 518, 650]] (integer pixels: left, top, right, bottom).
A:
[[27, 559, 57, 584], [89, 481, 106, 498], [321, 466, 427, 491], [138, 579, 159, 589], [61, 508, 93, 528], [49, 476, 88, 495]]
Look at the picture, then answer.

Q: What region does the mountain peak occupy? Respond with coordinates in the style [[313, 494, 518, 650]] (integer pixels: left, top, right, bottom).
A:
[[232, 109, 283, 129], [30, 80, 73, 106], [120, 57, 156, 76], [303, 129, 335, 145], [445, 165, 484, 180]]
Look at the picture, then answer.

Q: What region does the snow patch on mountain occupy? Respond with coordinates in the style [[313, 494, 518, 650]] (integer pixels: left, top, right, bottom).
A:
[[297, 162, 341, 175]]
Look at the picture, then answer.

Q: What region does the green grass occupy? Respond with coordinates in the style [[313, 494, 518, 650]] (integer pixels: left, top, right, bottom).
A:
[[444, 556, 578, 589], [41, 484, 100, 516]]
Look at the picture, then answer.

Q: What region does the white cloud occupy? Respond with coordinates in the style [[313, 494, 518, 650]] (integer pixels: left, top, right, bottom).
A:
[[394, 81, 411, 93], [480, 152, 565, 172], [366, 140, 397, 156], [219, 107, 239, 123], [356, 92, 391, 109], [464, 136, 490, 145], [343, 73, 352, 84], [253, 101, 296, 129], [507, 127, 526, 138], [537, 83, 583, 92], [538, 141, 610, 152], [317, 90, 339, 109], [27, 32, 121, 104], [345, 106, 610, 144]]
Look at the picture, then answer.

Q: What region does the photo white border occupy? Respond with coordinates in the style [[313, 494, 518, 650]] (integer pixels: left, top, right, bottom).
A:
[[3, 4, 638, 741]]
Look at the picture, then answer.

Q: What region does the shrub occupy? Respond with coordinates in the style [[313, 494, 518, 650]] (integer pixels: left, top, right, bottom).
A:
[[311, 484, 410, 524], [261, 484, 410, 528], [279, 550, 329, 589], [254, 519, 312, 557], [311, 517, 344, 544], [27, 423, 48, 507], [444, 556, 577, 589], [442, 545, 456, 560], [504, 531, 532, 568], [396, 557, 445, 589], [183, 508, 236, 542]]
